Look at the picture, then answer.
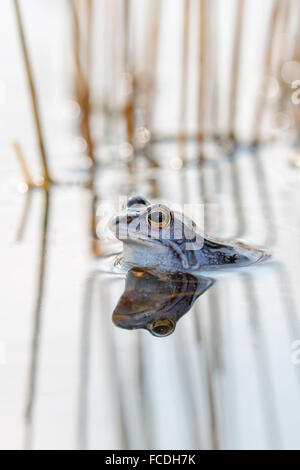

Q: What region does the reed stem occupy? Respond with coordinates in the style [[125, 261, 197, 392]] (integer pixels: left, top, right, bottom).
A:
[[12, 140, 34, 187], [197, 0, 207, 164], [71, 0, 95, 164], [13, 0, 51, 185], [252, 0, 281, 144], [228, 0, 245, 141], [179, 0, 190, 164]]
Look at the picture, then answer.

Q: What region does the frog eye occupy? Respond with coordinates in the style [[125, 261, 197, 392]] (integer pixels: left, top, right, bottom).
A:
[[149, 319, 176, 337], [147, 207, 172, 229]]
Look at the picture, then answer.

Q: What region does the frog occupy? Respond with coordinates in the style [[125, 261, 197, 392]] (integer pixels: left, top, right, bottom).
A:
[[110, 195, 270, 273], [113, 267, 213, 337]]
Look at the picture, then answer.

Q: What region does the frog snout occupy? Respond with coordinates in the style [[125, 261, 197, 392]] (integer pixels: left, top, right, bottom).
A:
[[110, 214, 136, 229], [109, 214, 133, 238], [109, 215, 119, 234]]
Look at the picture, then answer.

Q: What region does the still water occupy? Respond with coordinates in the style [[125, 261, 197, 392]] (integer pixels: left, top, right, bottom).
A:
[[1, 142, 300, 450]]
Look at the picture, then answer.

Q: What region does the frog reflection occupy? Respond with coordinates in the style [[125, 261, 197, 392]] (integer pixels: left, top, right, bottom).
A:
[[113, 267, 213, 337], [110, 196, 270, 273]]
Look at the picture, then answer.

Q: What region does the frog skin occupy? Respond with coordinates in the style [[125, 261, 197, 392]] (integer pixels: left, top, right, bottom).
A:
[[110, 195, 270, 273], [113, 267, 213, 337]]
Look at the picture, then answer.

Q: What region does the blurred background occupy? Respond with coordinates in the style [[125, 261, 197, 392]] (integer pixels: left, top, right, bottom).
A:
[[1, 0, 300, 450]]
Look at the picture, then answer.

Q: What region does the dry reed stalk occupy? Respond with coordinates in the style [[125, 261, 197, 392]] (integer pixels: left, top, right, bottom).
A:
[[209, 0, 220, 137], [16, 190, 33, 242], [274, 0, 291, 75], [178, 0, 190, 164], [86, 0, 93, 73], [72, 0, 99, 255], [13, 0, 51, 186], [266, 0, 291, 123], [72, 0, 95, 165], [293, 4, 300, 129], [12, 140, 34, 187], [124, 99, 135, 147], [123, 0, 130, 71], [292, 2, 300, 62], [228, 0, 245, 141], [108, 0, 118, 117], [144, 0, 161, 131], [123, 0, 135, 149], [252, 0, 281, 144], [91, 190, 103, 257], [197, 0, 207, 164], [275, 1, 292, 120], [72, 0, 101, 256]]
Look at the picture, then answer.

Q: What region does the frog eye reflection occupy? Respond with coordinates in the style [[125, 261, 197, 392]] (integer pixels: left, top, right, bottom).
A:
[[149, 319, 176, 337], [147, 208, 172, 229]]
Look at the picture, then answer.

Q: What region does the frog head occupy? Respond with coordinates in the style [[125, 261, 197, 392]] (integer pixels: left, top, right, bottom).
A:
[[110, 195, 203, 271]]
